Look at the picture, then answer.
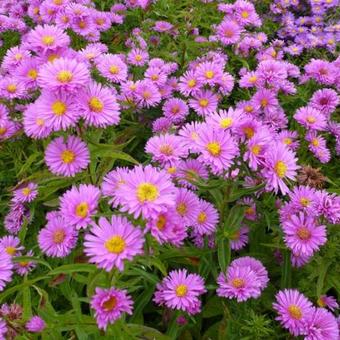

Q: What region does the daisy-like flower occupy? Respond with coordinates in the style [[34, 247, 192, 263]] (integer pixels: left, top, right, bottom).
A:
[[178, 70, 201, 96], [174, 188, 200, 227], [282, 212, 327, 256], [154, 269, 206, 315], [145, 67, 167, 87], [23, 103, 52, 139], [178, 122, 204, 152], [145, 133, 188, 166], [96, 54, 128, 83], [0, 318, 7, 338], [273, 289, 313, 336], [276, 130, 300, 151], [26, 316, 46, 333], [38, 57, 90, 93], [216, 20, 242, 45], [84, 215, 144, 272], [14, 250, 36, 276], [1, 46, 31, 72], [196, 61, 223, 86], [162, 98, 189, 123], [135, 80, 161, 108], [189, 90, 218, 116], [252, 88, 279, 114], [45, 136, 90, 177], [317, 295, 339, 311], [26, 24, 70, 53], [13, 182, 38, 203], [310, 88, 339, 117], [217, 265, 262, 302], [38, 215, 78, 258], [0, 235, 23, 257], [306, 131, 331, 164], [15, 58, 40, 90], [0, 247, 13, 291], [0, 77, 26, 100], [78, 81, 120, 128], [229, 226, 249, 250], [205, 108, 243, 132], [294, 106, 327, 131], [91, 287, 133, 330], [262, 142, 300, 195], [115, 165, 177, 219], [196, 127, 239, 174], [36, 91, 79, 131], [60, 184, 101, 229], [289, 186, 318, 214], [127, 48, 148, 66], [193, 199, 219, 236], [304, 307, 339, 340]]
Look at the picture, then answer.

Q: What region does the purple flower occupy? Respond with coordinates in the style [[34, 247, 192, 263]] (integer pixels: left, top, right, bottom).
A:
[[0, 248, 13, 291], [13, 182, 38, 203], [26, 316, 46, 333], [294, 106, 327, 131]]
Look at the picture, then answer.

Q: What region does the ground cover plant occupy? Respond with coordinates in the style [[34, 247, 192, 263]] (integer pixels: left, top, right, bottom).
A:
[[0, 0, 339, 338]]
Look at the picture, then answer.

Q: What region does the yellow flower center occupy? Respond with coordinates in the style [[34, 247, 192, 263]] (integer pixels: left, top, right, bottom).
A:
[[53, 230, 66, 244], [135, 54, 142, 61], [19, 261, 29, 267], [159, 144, 173, 156], [15, 53, 22, 61], [220, 117, 232, 128], [75, 202, 89, 218], [48, 54, 59, 62], [22, 187, 31, 196], [306, 116, 316, 124], [57, 70, 73, 83], [27, 69, 38, 79], [89, 97, 104, 113], [53, 0, 63, 5], [42, 35, 55, 46], [249, 75, 257, 83], [297, 227, 311, 240], [105, 236, 126, 254], [205, 70, 214, 79], [274, 161, 287, 178], [245, 105, 253, 113], [176, 203, 187, 216], [7, 84, 17, 93], [109, 65, 119, 74], [103, 296, 117, 311], [175, 284, 188, 297], [167, 166, 176, 174], [78, 20, 86, 29], [241, 11, 249, 18], [251, 145, 261, 155], [61, 150, 75, 164], [197, 212, 207, 224], [188, 79, 196, 88], [151, 74, 159, 81], [199, 99, 209, 107], [283, 138, 292, 145], [224, 29, 234, 38], [317, 297, 326, 307], [243, 127, 254, 139], [206, 142, 221, 156], [171, 105, 180, 114], [311, 138, 319, 147], [191, 132, 198, 141], [245, 207, 255, 215], [0, 127, 7, 135], [136, 182, 159, 202], [261, 98, 268, 107], [5, 246, 16, 256], [288, 305, 302, 320], [52, 100, 67, 116], [156, 215, 166, 230], [142, 91, 151, 99], [229, 230, 240, 240], [300, 198, 310, 207], [96, 18, 105, 25], [231, 278, 245, 288]]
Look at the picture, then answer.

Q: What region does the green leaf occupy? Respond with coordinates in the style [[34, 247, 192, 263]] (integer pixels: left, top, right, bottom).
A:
[[130, 284, 155, 323], [127, 324, 171, 340], [13, 256, 52, 270], [218, 238, 230, 272], [48, 263, 97, 276]]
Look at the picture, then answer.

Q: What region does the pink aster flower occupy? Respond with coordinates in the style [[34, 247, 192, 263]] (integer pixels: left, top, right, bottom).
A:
[[0, 77, 26, 100], [217, 265, 262, 302], [115, 165, 177, 219], [45, 136, 90, 177], [96, 54, 128, 83], [78, 81, 120, 128], [145, 133, 188, 166], [216, 20, 242, 45], [0, 248, 13, 291], [189, 90, 218, 116], [162, 98, 189, 123], [23, 103, 52, 139], [154, 269, 206, 315], [91, 287, 133, 330], [230, 226, 249, 250], [127, 48, 148, 66], [153, 20, 173, 32], [317, 295, 339, 311], [26, 316, 46, 333], [35, 90, 79, 131], [304, 307, 339, 340], [288, 186, 318, 215], [178, 122, 204, 152], [38, 57, 90, 93], [14, 250, 36, 276], [205, 108, 243, 132], [0, 318, 7, 338], [15, 58, 40, 90], [273, 289, 313, 336], [26, 24, 70, 53], [1, 46, 31, 72], [282, 212, 327, 256], [251, 88, 279, 114], [195, 61, 223, 86], [0, 235, 23, 257], [135, 79, 161, 108], [178, 70, 202, 96], [262, 142, 300, 195], [196, 127, 239, 174], [294, 106, 327, 131], [177, 159, 209, 189], [84, 215, 144, 271], [193, 199, 219, 236], [13, 182, 38, 203], [38, 215, 78, 258], [306, 131, 331, 163], [174, 188, 200, 227], [310, 88, 339, 116], [276, 130, 300, 151], [60, 184, 101, 229]]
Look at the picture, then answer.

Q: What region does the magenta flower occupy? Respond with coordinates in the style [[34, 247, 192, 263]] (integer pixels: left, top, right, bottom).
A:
[[262, 142, 300, 195], [0, 318, 7, 338], [127, 48, 149, 66], [317, 295, 339, 311], [23, 104, 52, 139], [38, 57, 90, 93], [310, 88, 339, 116], [96, 53, 128, 83], [26, 316, 46, 333], [282, 212, 327, 256], [91, 287, 133, 330], [273, 289, 313, 336], [193, 199, 219, 236], [177, 158, 209, 189], [115, 165, 177, 219], [174, 188, 200, 227], [288, 186, 318, 214], [230, 226, 249, 250], [84, 215, 144, 271], [0, 235, 23, 257], [196, 61, 223, 86], [178, 70, 201, 96], [162, 98, 189, 123], [14, 250, 36, 276], [294, 106, 327, 131], [0, 248, 13, 291], [189, 90, 218, 116], [154, 269, 206, 315], [216, 20, 242, 45], [45, 136, 90, 177], [38, 215, 78, 258], [135, 80, 161, 108], [13, 182, 38, 203], [60, 184, 101, 229]]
